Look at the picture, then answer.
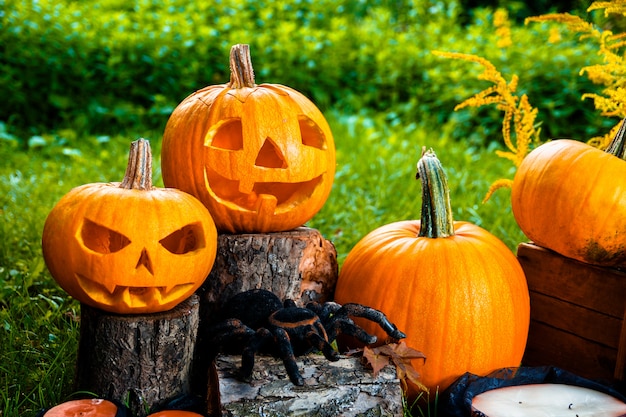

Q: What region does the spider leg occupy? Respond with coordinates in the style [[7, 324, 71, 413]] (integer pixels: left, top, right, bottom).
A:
[[306, 301, 341, 322], [283, 299, 297, 308], [240, 327, 274, 382], [325, 315, 379, 345], [208, 318, 256, 356], [303, 321, 340, 361], [273, 327, 305, 386], [337, 304, 406, 340]]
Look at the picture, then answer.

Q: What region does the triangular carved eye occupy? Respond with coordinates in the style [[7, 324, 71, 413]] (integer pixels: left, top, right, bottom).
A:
[[159, 223, 205, 254], [82, 219, 131, 254], [255, 138, 287, 168], [299, 116, 326, 149], [209, 118, 243, 150]]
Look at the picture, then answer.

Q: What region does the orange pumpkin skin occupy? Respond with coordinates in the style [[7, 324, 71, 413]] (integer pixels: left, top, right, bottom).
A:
[[511, 139, 626, 267], [335, 149, 529, 398], [334, 220, 530, 396], [43, 399, 118, 416], [42, 140, 218, 314], [161, 44, 335, 233]]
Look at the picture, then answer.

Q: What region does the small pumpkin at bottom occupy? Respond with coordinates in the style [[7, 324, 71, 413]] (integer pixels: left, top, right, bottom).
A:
[[42, 139, 218, 314], [334, 148, 530, 399], [38, 399, 125, 417]]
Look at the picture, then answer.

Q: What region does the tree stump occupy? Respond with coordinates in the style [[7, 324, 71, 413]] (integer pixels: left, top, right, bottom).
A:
[[211, 354, 403, 417], [199, 227, 338, 318], [74, 295, 200, 417], [193, 227, 339, 413]]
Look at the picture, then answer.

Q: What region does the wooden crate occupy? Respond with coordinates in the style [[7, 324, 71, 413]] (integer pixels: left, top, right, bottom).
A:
[[517, 242, 626, 381]]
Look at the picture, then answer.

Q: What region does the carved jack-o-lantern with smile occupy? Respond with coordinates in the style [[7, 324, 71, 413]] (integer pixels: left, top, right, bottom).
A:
[[42, 139, 218, 314], [161, 44, 336, 233]]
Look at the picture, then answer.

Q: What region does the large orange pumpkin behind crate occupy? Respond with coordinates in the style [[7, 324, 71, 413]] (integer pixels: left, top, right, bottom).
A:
[[161, 44, 336, 234], [512, 136, 626, 268]]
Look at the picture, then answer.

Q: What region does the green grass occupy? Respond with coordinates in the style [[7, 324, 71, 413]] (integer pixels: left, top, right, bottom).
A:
[[0, 131, 162, 416], [0, 111, 525, 416], [311, 110, 525, 264]]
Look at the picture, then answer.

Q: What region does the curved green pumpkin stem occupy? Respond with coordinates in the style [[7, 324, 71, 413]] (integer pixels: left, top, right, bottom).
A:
[[605, 117, 626, 160], [416, 147, 455, 238], [120, 138, 154, 190], [228, 44, 256, 89]]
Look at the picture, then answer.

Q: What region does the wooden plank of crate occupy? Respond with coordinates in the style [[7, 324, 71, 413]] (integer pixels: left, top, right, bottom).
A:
[[523, 321, 618, 380], [615, 309, 626, 380], [517, 242, 626, 318], [529, 292, 622, 348]]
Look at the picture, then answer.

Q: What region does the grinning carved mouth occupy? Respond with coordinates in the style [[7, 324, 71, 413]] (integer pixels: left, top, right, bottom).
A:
[[204, 166, 323, 213], [76, 274, 194, 308]]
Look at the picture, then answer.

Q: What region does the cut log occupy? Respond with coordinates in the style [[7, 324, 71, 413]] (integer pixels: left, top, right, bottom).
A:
[[210, 354, 403, 417], [194, 227, 339, 410], [199, 227, 338, 318], [74, 295, 200, 417]]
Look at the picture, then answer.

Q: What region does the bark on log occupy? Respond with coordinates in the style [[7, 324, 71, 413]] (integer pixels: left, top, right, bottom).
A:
[[74, 295, 200, 417], [211, 354, 403, 417], [194, 227, 339, 413], [198, 227, 338, 320]]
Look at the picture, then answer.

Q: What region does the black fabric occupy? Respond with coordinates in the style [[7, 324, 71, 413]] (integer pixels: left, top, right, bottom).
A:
[[438, 366, 626, 417]]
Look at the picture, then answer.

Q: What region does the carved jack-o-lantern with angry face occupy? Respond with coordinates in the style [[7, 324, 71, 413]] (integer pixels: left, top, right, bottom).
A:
[[42, 139, 218, 314], [161, 44, 336, 233]]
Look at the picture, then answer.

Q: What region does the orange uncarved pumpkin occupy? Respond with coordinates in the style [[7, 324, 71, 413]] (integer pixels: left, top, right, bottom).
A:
[[43, 399, 119, 416], [334, 149, 530, 398], [161, 44, 336, 233], [512, 135, 626, 267], [42, 139, 218, 314]]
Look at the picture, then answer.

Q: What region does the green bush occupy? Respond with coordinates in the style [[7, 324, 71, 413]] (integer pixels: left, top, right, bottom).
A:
[[1, 0, 611, 143]]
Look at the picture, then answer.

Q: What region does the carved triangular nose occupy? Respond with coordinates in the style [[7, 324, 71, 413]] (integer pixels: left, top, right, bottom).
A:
[[255, 137, 286, 168], [135, 248, 154, 275]]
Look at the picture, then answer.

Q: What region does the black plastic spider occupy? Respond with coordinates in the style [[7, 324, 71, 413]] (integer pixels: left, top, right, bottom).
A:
[[208, 288, 406, 386]]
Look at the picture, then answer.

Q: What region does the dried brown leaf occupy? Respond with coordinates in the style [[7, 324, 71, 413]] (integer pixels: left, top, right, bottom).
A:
[[362, 346, 391, 377], [362, 342, 426, 387]]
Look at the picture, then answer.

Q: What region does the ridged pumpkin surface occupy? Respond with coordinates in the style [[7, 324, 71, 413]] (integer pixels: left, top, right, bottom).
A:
[[161, 44, 335, 233], [512, 139, 626, 267], [43, 399, 118, 416], [334, 150, 530, 397], [42, 140, 218, 314]]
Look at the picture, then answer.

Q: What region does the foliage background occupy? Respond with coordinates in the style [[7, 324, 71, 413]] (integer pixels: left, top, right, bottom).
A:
[[1, 0, 611, 142], [1, 0, 620, 415]]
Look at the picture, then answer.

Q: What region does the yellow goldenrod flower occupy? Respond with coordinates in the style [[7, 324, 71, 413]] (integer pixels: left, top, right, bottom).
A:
[[432, 50, 541, 201], [435, 1, 626, 201]]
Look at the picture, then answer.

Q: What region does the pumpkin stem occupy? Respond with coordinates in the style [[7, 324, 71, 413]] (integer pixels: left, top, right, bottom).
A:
[[228, 44, 256, 89], [605, 117, 626, 160], [120, 138, 154, 190], [416, 147, 455, 238]]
